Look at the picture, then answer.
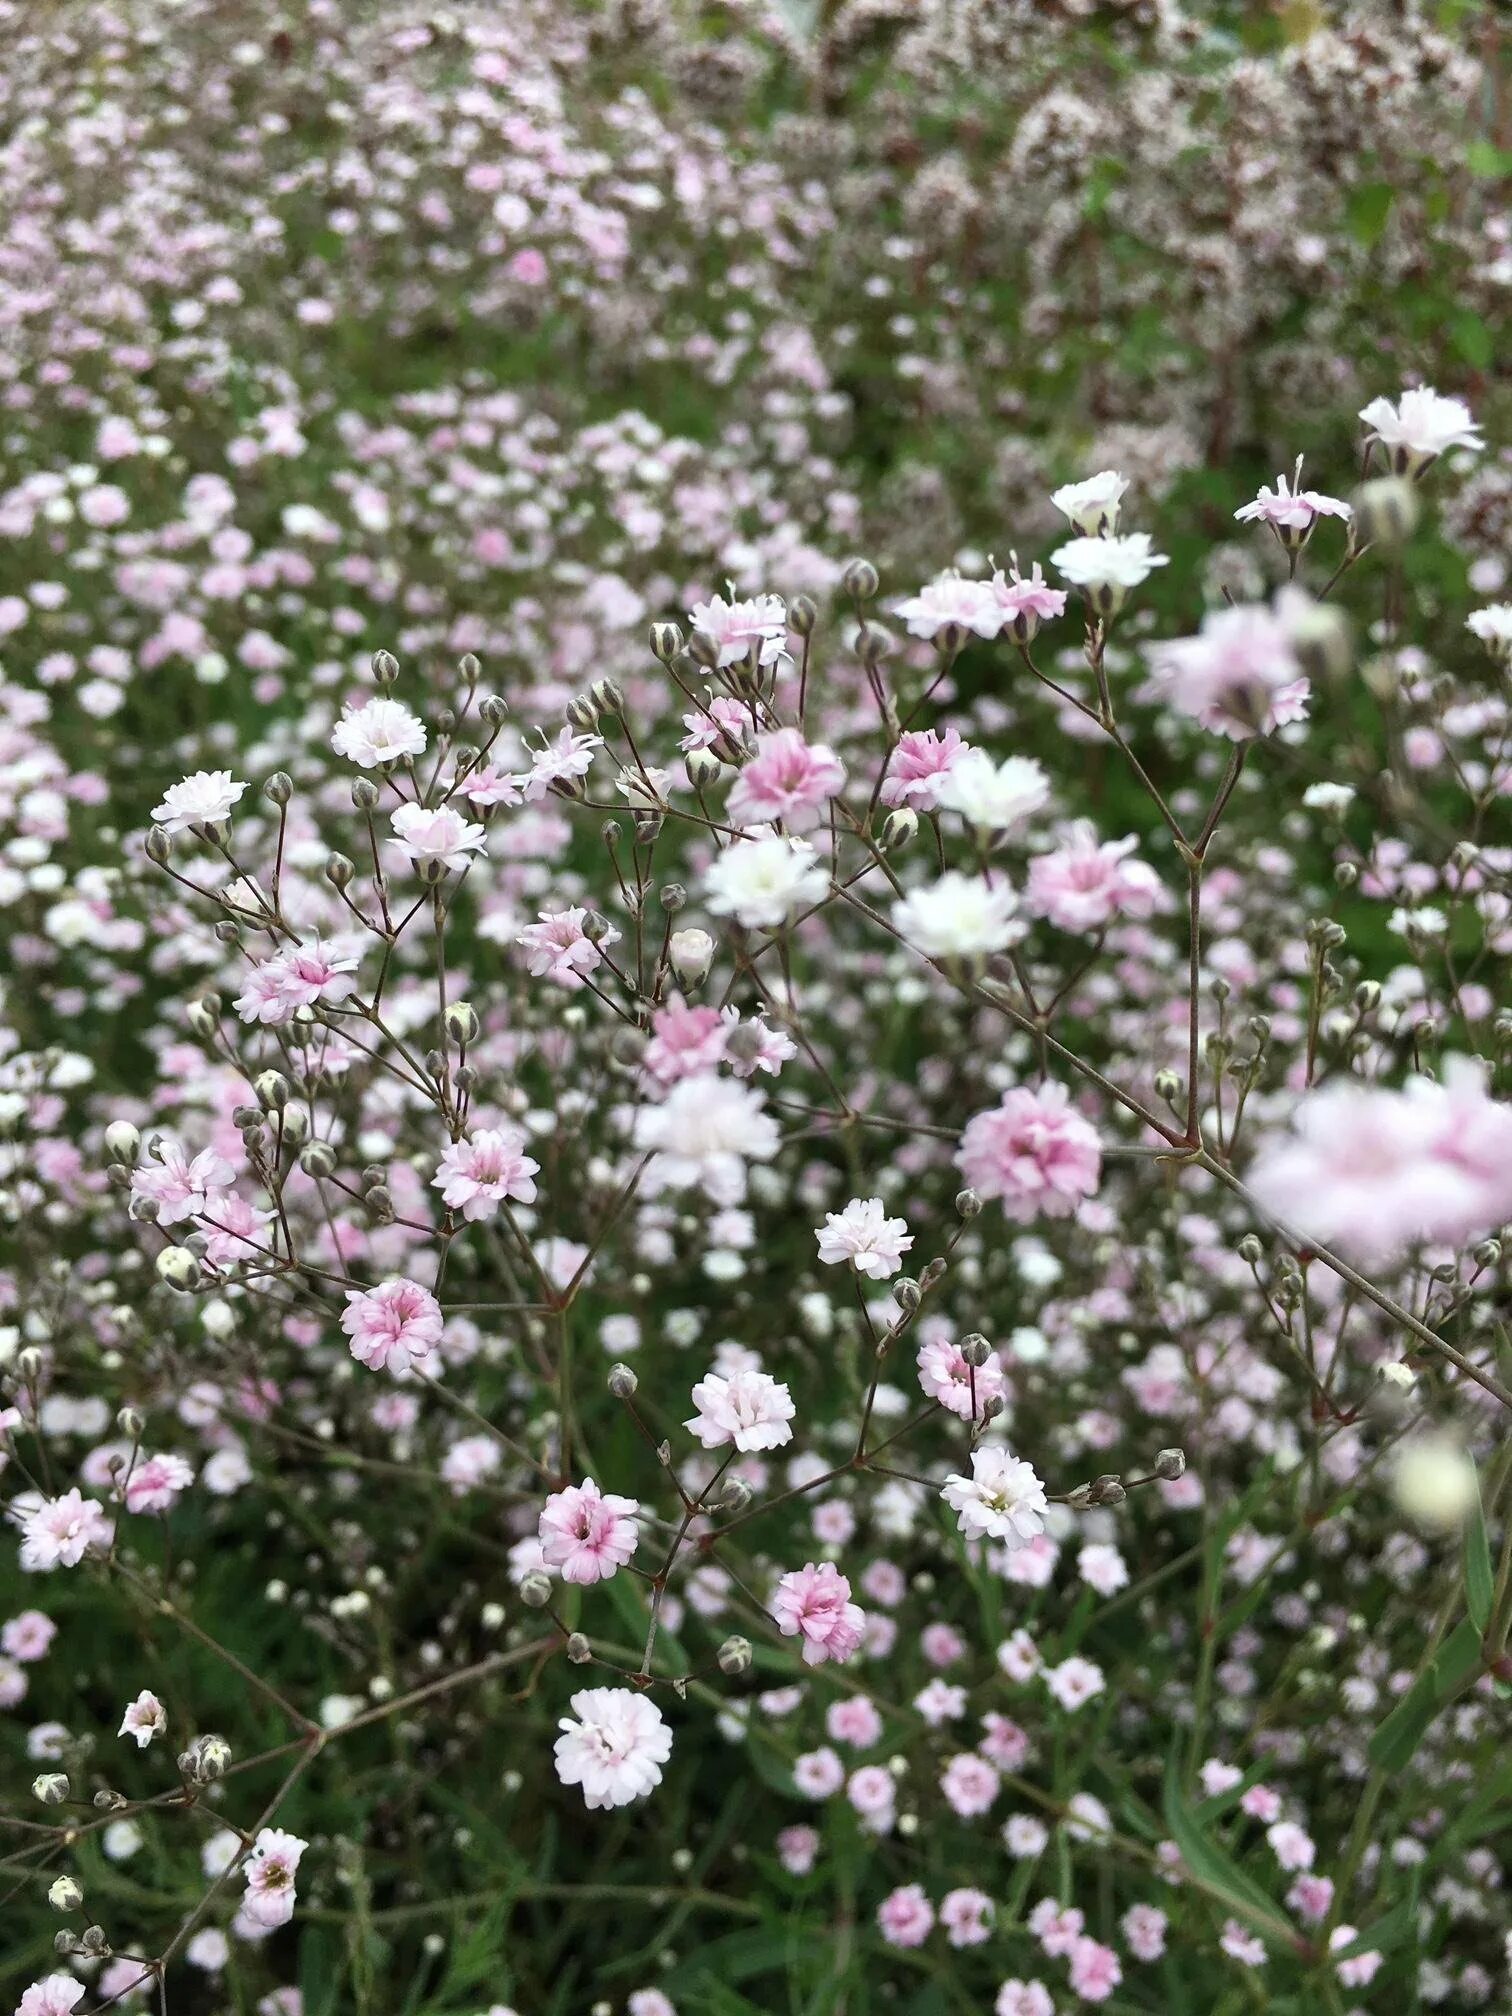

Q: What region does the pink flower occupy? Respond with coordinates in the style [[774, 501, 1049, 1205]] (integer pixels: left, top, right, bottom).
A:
[[777, 1825, 820, 1874], [771, 1563, 865, 1665], [880, 728, 969, 812], [995, 1982, 1054, 2016], [644, 1001, 729, 1085], [130, 1137, 236, 1227], [957, 1082, 1101, 1221], [916, 1334, 1007, 1422], [197, 1193, 276, 1267], [539, 1479, 640, 1585], [517, 906, 616, 990], [877, 1883, 935, 1948], [941, 1448, 1047, 1548], [686, 1366, 794, 1452], [123, 1452, 194, 1514], [2, 1610, 57, 1662], [686, 592, 787, 668], [1267, 1820, 1315, 1871], [1026, 823, 1163, 933], [19, 1490, 114, 1571], [1029, 1898, 1085, 1957], [388, 802, 487, 873], [989, 560, 1068, 641], [242, 1827, 307, 1929], [1147, 603, 1309, 740], [940, 1887, 995, 1948], [1068, 1936, 1122, 2001], [815, 1197, 913, 1279], [727, 728, 846, 832], [119, 1689, 167, 1747], [940, 1752, 999, 1817], [1286, 1875, 1333, 1924], [233, 938, 361, 1025], [521, 726, 603, 800], [1044, 1656, 1105, 1712], [16, 1977, 86, 2016], [151, 769, 247, 832], [553, 1687, 672, 1809], [341, 1278, 444, 1376], [331, 697, 427, 767], [1121, 1902, 1168, 1960], [1329, 1926, 1384, 1988], [432, 1127, 540, 1221], [1235, 459, 1351, 547], [894, 573, 1003, 641]]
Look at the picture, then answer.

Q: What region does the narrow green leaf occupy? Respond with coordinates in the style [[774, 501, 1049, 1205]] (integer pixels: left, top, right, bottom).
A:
[[1368, 1616, 1484, 1772], [1162, 1756, 1295, 1950], [1464, 1480, 1495, 1632]]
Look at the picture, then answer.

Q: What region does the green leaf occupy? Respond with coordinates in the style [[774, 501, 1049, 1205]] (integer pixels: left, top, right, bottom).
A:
[[1465, 1476, 1495, 1632], [1467, 139, 1512, 179], [1368, 1616, 1484, 1772], [1346, 181, 1395, 247], [1450, 309, 1493, 372], [1162, 1756, 1295, 1950]]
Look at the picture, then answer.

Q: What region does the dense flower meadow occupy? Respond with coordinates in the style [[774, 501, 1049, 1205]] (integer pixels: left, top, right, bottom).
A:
[[2, 2, 1511, 2013]]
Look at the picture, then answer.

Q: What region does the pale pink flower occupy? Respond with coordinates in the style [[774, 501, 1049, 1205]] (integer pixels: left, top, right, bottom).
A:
[[1029, 1898, 1085, 1957], [341, 1278, 444, 1376], [940, 1752, 999, 1817], [197, 1193, 276, 1268], [151, 769, 247, 832], [1121, 1902, 1169, 1961], [119, 1689, 167, 1748], [957, 1082, 1101, 1221], [720, 1009, 796, 1079], [989, 560, 1068, 640], [1026, 823, 1163, 932], [995, 1981, 1053, 2016], [940, 1887, 995, 1948], [893, 572, 1003, 641], [16, 1977, 86, 2016], [517, 906, 617, 989], [539, 1480, 640, 1585], [777, 1825, 820, 1874], [19, 1490, 114, 1571], [1148, 602, 1309, 740], [2, 1611, 57, 1662], [522, 726, 603, 799], [440, 1435, 501, 1494], [242, 1827, 307, 1929], [1068, 1936, 1122, 2002], [388, 802, 486, 873], [1050, 469, 1128, 534], [893, 871, 1024, 961], [727, 728, 846, 831], [916, 1335, 1006, 1423], [815, 1197, 913, 1280], [233, 938, 361, 1025], [1359, 385, 1482, 473], [771, 1563, 865, 1665], [644, 1001, 729, 1085], [123, 1452, 194, 1515], [686, 1366, 794, 1453], [1044, 1656, 1106, 1712], [1235, 459, 1351, 547], [553, 1687, 672, 1809], [940, 1448, 1047, 1548], [432, 1127, 540, 1221], [847, 1763, 896, 1830], [687, 591, 788, 668], [880, 727, 969, 812], [1287, 1875, 1334, 1924], [331, 697, 427, 767], [877, 1883, 935, 1947], [1267, 1820, 1315, 1871], [130, 1137, 236, 1227], [1329, 1926, 1384, 1988]]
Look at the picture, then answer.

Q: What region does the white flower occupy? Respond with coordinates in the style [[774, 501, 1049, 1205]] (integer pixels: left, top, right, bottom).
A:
[[1359, 386, 1482, 474], [1302, 783, 1356, 814], [702, 833, 829, 929], [119, 1690, 167, 1748], [686, 1365, 795, 1452], [1050, 470, 1129, 536], [936, 751, 1050, 832], [893, 573, 1003, 641], [388, 802, 487, 872], [1467, 604, 1512, 661], [1392, 1436, 1478, 1532], [815, 1197, 914, 1280], [331, 697, 427, 767], [1388, 904, 1447, 939], [632, 1074, 780, 1205], [940, 1447, 1048, 1549], [1051, 532, 1169, 596], [554, 1687, 673, 1809], [892, 872, 1023, 960], [151, 770, 247, 833], [686, 592, 788, 668]]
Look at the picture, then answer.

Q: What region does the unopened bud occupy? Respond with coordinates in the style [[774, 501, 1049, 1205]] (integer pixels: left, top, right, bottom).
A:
[[444, 1002, 479, 1045], [479, 693, 509, 728], [608, 1364, 639, 1399], [688, 628, 721, 670], [685, 747, 723, 791], [144, 826, 171, 866], [185, 996, 220, 1040], [254, 1070, 290, 1113], [326, 851, 355, 890], [263, 772, 293, 806], [117, 1407, 144, 1438], [879, 807, 918, 852], [649, 621, 683, 663], [842, 557, 879, 602], [892, 1276, 921, 1313], [49, 1876, 83, 1913], [300, 1141, 338, 1180], [717, 1635, 753, 1676], [519, 1571, 553, 1609], [155, 1247, 201, 1293], [790, 594, 818, 637], [565, 694, 599, 732], [566, 1632, 592, 1665], [33, 1773, 70, 1805], [959, 1334, 991, 1368], [372, 649, 400, 685], [1154, 1448, 1186, 1480], [105, 1120, 141, 1164], [1353, 476, 1419, 546], [955, 1188, 982, 1220]]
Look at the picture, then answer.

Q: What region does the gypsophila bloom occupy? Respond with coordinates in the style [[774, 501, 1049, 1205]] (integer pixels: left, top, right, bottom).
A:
[[1466, 603, 1512, 659], [1050, 470, 1128, 535], [957, 1082, 1101, 1221], [1026, 823, 1162, 932], [15, 1978, 86, 2016], [341, 1278, 444, 1377], [388, 802, 487, 873], [517, 906, 619, 989], [702, 832, 829, 928], [936, 751, 1050, 833], [1147, 602, 1309, 739], [815, 1197, 913, 1279], [233, 937, 361, 1025], [1235, 459, 1351, 546], [331, 697, 427, 767], [686, 1365, 794, 1452], [916, 1334, 1007, 1422], [877, 1884, 934, 1948], [554, 1688, 672, 1810], [771, 1563, 865, 1665], [893, 572, 1004, 641], [151, 769, 247, 832], [1051, 531, 1168, 596], [995, 1982, 1053, 2016], [892, 871, 1024, 960], [726, 729, 846, 831], [880, 727, 968, 811], [19, 1490, 114, 1571], [123, 1451, 194, 1514], [118, 1690, 167, 1748], [539, 1480, 641, 1585], [1329, 1927, 1385, 1988], [1359, 385, 1482, 474], [129, 1137, 235, 1226], [1044, 1657, 1106, 1712], [687, 591, 787, 668], [432, 1127, 540, 1221], [241, 1827, 307, 1929], [940, 1448, 1048, 1549]]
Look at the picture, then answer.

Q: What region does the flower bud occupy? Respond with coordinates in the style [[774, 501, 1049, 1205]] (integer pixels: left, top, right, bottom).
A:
[[1353, 477, 1419, 547], [959, 1333, 991, 1368], [1237, 1233, 1263, 1263], [608, 1364, 639, 1399], [263, 772, 293, 806], [479, 693, 509, 728], [685, 747, 723, 791], [955, 1188, 981, 1220], [326, 851, 355, 890], [790, 594, 817, 637], [1153, 1447, 1186, 1480], [254, 1070, 290, 1113], [372, 649, 400, 685], [718, 1476, 754, 1513], [591, 678, 625, 717], [1153, 1069, 1181, 1103], [649, 621, 683, 663], [879, 808, 918, 852], [155, 1247, 202, 1293], [565, 694, 599, 732], [300, 1140, 338, 1180], [33, 1772, 70, 1805], [143, 826, 171, 866], [688, 628, 721, 670], [842, 557, 880, 602], [117, 1406, 144, 1438], [566, 1632, 592, 1665], [185, 996, 220, 1040], [49, 1877, 83, 1913], [104, 1121, 140, 1165], [352, 777, 381, 812], [182, 1734, 232, 1783], [519, 1571, 554, 1609], [444, 1002, 479, 1045], [892, 1276, 921, 1313], [717, 1635, 753, 1676]]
